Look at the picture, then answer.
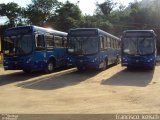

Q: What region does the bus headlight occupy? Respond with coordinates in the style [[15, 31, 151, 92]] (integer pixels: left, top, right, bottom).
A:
[[4, 61, 8, 64], [147, 58, 153, 63], [26, 59, 32, 63], [67, 57, 72, 62], [91, 58, 98, 63], [122, 57, 127, 62]]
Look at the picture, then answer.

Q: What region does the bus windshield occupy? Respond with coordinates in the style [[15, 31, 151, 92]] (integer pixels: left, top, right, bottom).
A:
[[68, 37, 99, 55], [123, 37, 154, 55], [4, 33, 32, 56]]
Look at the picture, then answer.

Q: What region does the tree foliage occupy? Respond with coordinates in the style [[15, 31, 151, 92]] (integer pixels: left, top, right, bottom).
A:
[[52, 1, 82, 31], [96, 0, 116, 17], [0, 2, 22, 26], [24, 0, 60, 26]]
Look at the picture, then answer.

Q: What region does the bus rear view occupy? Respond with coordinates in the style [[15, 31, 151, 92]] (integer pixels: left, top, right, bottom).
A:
[[121, 30, 157, 70]]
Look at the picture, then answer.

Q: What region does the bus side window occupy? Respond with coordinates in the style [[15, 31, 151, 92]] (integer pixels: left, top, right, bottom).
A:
[[117, 40, 119, 48], [113, 39, 115, 48], [118, 41, 120, 48], [112, 39, 114, 48], [46, 35, 54, 49], [104, 36, 108, 49], [54, 36, 63, 48], [35, 34, 45, 51], [100, 36, 104, 50], [110, 38, 113, 48], [115, 39, 117, 48], [115, 40, 118, 49], [113, 39, 116, 48], [107, 37, 110, 48], [62, 37, 67, 48]]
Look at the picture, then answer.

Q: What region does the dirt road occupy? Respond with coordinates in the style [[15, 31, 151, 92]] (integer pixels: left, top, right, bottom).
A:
[[0, 65, 160, 113]]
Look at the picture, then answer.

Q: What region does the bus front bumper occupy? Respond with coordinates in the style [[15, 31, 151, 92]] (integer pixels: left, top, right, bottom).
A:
[[121, 57, 155, 68], [67, 59, 100, 69]]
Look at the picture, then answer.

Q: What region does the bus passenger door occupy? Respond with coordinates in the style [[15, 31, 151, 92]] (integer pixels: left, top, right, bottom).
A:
[[34, 34, 46, 70]]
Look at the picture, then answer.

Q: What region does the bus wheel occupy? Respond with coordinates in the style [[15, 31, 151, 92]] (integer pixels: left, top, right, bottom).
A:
[[23, 69, 31, 73], [116, 57, 120, 65], [149, 65, 155, 70], [77, 66, 85, 71], [45, 60, 55, 73], [127, 66, 132, 70], [100, 60, 107, 71]]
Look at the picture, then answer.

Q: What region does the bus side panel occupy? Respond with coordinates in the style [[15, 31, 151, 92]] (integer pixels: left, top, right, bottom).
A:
[[46, 48, 67, 68], [55, 48, 67, 67], [31, 51, 47, 71], [106, 48, 118, 65]]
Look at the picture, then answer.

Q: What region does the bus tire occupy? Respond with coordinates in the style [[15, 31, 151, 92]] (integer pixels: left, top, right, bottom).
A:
[[77, 66, 85, 71], [116, 56, 120, 65], [45, 60, 55, 73], [127, 66, 132, 70], [149, 65, 155, 70], [23, 69, 31, 73], [100, 60, 107, 71]]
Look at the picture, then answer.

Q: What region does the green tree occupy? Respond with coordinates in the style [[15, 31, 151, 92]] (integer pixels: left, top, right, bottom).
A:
[[52, 1, 82, 31], [25, 0, 60, 26], [81, 14, 113, 33], [0, 2, 22, 27], [96, 0, 116, 17]]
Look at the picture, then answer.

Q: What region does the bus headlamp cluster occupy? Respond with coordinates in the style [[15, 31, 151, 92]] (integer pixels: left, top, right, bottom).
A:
[[92, 58, 98, 63], [3, 60, 8, 64], [26, 58, 32, 63], [122, 57, 128, 62], [147, 58, 153, 63], [67, 57, 72, 62]]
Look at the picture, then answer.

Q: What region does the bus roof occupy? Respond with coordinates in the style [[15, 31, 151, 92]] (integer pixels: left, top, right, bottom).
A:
[[123, 30, 156, 37], [68, 28, 120, 41], [6, 25, 67, 36], [123, 30, 155, 33]]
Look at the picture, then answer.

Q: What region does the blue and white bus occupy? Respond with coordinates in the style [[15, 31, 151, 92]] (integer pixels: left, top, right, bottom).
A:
[[3, 26, 68, 73], [121, 30, 157, 70], [67, 28, 121, 71]]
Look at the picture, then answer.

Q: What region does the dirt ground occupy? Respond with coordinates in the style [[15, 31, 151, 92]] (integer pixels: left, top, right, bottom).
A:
[[0, 64, 160, 114]]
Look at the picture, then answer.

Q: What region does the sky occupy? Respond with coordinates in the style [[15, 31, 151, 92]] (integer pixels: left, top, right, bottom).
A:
[[0, 0, 139, 24]]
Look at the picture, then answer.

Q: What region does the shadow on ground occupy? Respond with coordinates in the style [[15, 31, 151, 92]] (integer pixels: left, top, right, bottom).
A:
[[16, 70, 99, 90], [0, 67, 73, 86], [101, 68, 154, 87]]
